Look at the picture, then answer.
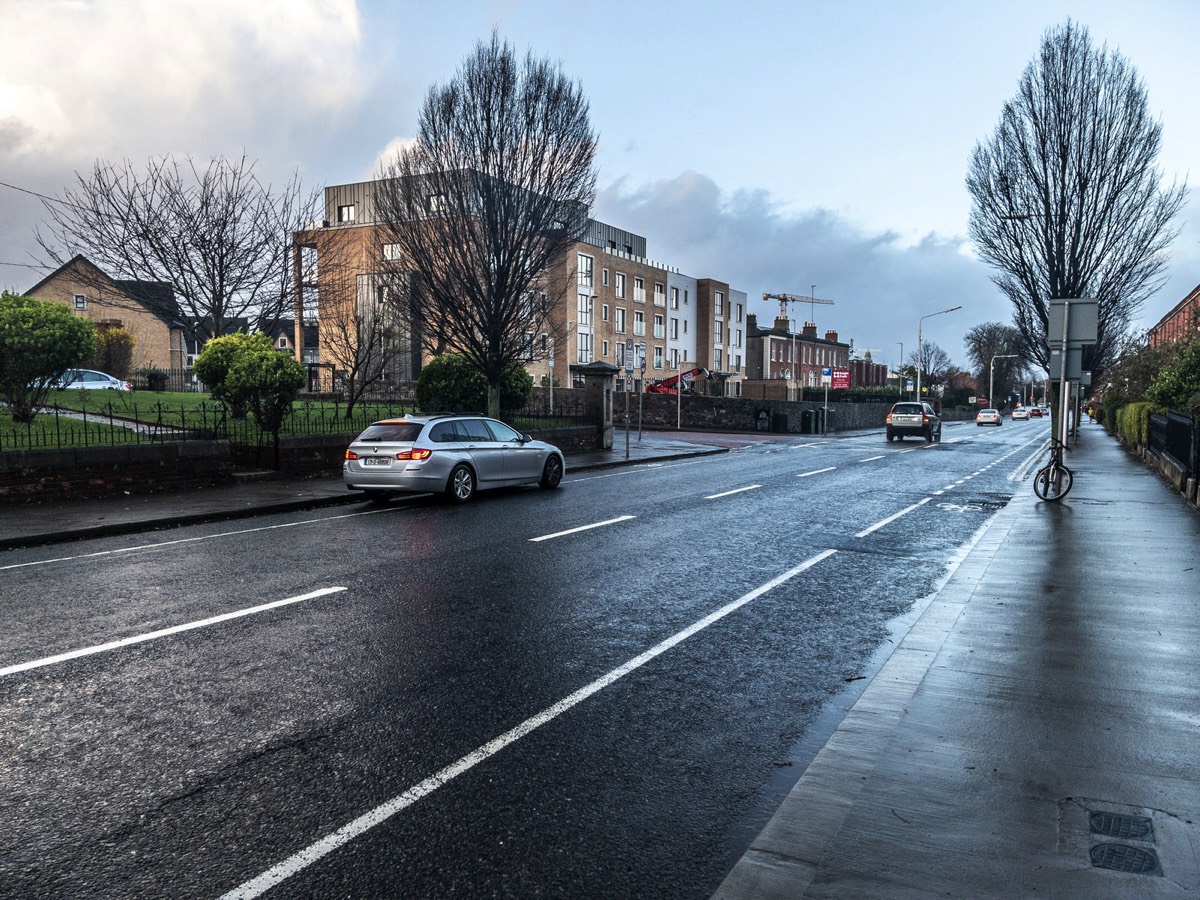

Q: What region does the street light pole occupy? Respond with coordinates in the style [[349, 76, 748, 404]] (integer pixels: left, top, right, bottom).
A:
[[897, 341, 904, 397], [916, 305, 962, 400], [988, 353, 1019, 409]]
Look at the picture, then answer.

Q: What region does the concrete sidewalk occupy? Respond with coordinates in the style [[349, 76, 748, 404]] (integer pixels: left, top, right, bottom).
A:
[[0, 429, 737, 550], [716, 419, 1200, 897]]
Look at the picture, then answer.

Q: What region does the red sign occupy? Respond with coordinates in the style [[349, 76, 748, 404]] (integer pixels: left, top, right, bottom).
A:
[[832, 368, 851, 390]]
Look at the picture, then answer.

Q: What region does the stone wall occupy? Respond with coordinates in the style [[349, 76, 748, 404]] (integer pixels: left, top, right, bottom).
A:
[[0, 441, 233, 505]]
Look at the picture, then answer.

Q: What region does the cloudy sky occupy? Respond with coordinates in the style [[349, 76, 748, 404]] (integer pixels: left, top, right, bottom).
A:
[[2, 0, 1197, 372]]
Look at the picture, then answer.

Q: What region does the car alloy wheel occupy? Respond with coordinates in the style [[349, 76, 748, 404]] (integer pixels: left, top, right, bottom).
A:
[[539, 455, 563, 489], [446, 463, 476, 503]]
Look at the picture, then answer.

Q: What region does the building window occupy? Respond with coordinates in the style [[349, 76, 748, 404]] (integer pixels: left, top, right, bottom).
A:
[[715, 291, 725, 315], [577, 331, 593, 364], [337, 204, 355, 223], [277, 337, 287, 348], [577, 253, 594, 288], [736, 302, 743, 323], [671, 348, 680, 369], [654, 283, 665, 306], [615, 308, 626, 334], [73, 294, 87, 310], [382, 243, 402, 261], [633, 310, 645, 336], [735, 329, 742, 348], [602, 304, 610, 322], [634, 277, 645, 303], [670, 287, 679, 309], [684, 289, 689, 305], [653, 346, 664, 369], [654, 314, 664, 339], [615, 272, 626, 298], [670, 318, 678, 340], [615, 341, 625, 368], [602, 340, 610, 357], [577, 293, 592, 326], [715, 348, 723, 369], [715, 321, 724, 343], [427, 194, 446, 213], [602, 268, 609, 286]]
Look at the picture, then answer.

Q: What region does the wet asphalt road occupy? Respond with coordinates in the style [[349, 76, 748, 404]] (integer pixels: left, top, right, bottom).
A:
[[0, 422, 1051, 898]]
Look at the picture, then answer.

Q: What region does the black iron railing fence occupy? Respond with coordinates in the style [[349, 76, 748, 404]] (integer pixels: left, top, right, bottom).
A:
[[2, 396, 593, 453], [1148, 410, 1199, 481]]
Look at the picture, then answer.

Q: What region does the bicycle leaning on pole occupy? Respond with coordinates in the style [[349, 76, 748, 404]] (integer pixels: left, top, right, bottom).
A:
[[1033, 435, 1073, 501]]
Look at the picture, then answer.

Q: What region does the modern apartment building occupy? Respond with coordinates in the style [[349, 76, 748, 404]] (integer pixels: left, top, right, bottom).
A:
[[293, 178, 747, 395]]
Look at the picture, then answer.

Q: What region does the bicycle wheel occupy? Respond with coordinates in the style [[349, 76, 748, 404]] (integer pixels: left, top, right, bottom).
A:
[[1033, 463, 1073, 501]]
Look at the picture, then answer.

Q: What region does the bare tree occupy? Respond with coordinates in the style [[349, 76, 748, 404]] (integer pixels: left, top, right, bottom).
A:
[[964, 322, 1029, 403], [913, 341, 953, 394], [966, 21, 1186, 378], [373, 31, 597, 417], [37, 153, 321, 348]]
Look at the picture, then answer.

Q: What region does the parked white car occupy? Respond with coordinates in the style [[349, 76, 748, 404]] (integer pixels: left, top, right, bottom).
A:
[[56, 369, 132, 391]]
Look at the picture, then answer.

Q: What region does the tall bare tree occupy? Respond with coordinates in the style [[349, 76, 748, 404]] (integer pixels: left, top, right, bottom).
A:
[[912, 341, 953, 394], [964, 322, 1029, 403], [373, 31, 597, 417], [37, 153, 321, 348], [966, 21, 1186, 378]]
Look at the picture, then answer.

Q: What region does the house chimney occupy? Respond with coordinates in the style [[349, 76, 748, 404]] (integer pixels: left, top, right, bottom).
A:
[[775, 316, 791, 332], [825, 330, 839, 343], [802, 321, 818, 338]]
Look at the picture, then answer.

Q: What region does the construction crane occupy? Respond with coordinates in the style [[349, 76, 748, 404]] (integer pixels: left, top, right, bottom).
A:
[[763, 291, 836, 395], [762, 291, 835, 324]]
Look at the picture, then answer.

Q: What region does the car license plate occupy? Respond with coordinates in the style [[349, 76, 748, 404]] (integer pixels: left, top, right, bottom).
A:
[[362, 457, 391, 467]]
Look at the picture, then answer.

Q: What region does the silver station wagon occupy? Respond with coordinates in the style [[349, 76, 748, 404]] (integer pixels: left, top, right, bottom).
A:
[[343, 414, 566, 503]]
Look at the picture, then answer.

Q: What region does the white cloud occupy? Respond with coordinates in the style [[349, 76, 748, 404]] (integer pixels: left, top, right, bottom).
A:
[[596, 173, 1007, 368], [0, 0, 363, 162]]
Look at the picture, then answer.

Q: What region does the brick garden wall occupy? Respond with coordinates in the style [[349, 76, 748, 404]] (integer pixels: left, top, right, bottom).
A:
[[0, 441, 233, 505]]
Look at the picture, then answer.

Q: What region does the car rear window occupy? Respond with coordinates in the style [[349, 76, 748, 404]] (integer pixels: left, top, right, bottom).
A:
[[892, 404, 923, 414], [355, 423, 424, 443]]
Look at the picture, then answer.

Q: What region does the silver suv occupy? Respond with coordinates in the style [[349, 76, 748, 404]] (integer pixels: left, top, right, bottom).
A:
[[343, 415, 565, 503], [885, 401, 941, 443]]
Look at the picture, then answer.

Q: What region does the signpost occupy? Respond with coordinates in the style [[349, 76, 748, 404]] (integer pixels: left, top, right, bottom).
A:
[[638, 346, 646, 441], [548, 344, 554, 415], [1048, 298, 1098, 445]]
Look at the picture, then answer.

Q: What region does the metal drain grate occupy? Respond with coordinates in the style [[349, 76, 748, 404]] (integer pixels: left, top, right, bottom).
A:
[[1090, 811, 1154, 841], [1089, 843, 1161, 875]]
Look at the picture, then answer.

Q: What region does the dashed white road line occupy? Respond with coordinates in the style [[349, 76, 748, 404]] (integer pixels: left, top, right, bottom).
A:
[[705, 485, 762, 500], [855, 497, 932, 538], [529, 515, 636, 542], [0, 587, 347, 678], [797, 467, 837, 478]]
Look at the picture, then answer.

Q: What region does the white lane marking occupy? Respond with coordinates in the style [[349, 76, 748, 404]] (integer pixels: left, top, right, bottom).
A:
[[855, 498, 932, 538], [0, 587, 347, 678], [0, 508, 400, 573], [529, 515, 636, 542], [705, 485, 762, 500], [218, 549, 839, 900], [797, 467, 836, 478], [858, 455, 885, 462]]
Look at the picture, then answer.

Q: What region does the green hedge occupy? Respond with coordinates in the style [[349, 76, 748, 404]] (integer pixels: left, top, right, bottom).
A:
[[1113, 401, 1160, 448]]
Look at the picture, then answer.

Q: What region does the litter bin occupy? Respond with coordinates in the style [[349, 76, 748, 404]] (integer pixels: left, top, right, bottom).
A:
[[771, 411, 788, 434], [756, 409, 770, 432], [801, 409, 814, 434]]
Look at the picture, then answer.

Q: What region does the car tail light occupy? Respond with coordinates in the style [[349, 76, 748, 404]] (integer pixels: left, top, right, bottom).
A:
[[885, 413, 893, 424], [395, 447, 433, 461], [922, 414, 930, 424], [345, 449, 359, 460]]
